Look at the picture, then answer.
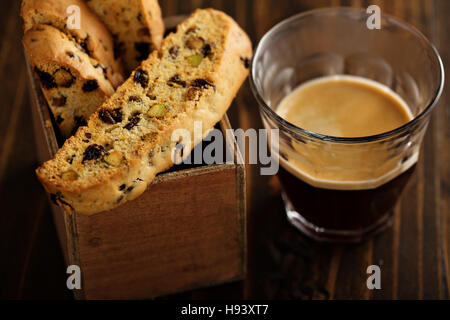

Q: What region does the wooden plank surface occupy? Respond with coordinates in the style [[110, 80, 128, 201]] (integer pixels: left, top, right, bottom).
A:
[[0, 0, 448, 299]]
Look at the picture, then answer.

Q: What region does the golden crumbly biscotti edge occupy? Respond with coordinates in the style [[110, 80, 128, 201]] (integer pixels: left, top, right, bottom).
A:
[[36, 8, 253, 215], [23, 24, 115, 138], [85, 0, 165, 73], [21, 0, 125, 88]]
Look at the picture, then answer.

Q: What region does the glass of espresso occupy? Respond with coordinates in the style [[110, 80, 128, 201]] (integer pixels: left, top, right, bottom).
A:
[[250, 8, 444, 242]]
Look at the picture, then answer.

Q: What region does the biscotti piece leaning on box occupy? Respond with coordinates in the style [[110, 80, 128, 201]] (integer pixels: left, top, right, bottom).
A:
[[23, 24, 115, 138], [36, 8, 252, 215], [21, 0, 125, 88], [85, 0, 164, 73]]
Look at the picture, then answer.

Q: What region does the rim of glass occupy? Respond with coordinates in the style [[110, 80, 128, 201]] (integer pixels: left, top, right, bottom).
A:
[[250, 7, 445, 144]]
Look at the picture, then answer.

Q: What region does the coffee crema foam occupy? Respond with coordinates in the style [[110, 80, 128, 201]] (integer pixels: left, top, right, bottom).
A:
[[275, 75, 418, 190]]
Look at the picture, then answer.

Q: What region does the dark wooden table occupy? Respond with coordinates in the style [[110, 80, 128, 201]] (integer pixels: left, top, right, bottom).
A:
[[1, 0, 449, 300]]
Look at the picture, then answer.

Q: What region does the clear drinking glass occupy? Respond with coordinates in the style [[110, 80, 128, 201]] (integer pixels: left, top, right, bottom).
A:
[[250, 7, 444, 242]]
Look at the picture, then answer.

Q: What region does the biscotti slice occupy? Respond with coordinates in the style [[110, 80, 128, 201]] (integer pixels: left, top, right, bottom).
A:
[[36, 8, 252, 215], [24, 24, 115, 138], [85, 0, 164, 73], [21, 0, 125, 88]]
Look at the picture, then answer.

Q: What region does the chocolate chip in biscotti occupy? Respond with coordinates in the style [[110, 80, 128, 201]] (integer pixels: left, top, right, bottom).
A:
[[83, 144, 106, 163], [240, 57, 251, 69], [80, 36, 91, 56], [82, 80, 99, 92], [202, 44, 212, 57], [34, 67, 56, 89], [52, 95, 67, 107], [168, 75, 187, 88], [129, 96, 142, 102], [192, 78, 216, 90], [135, 42, 151, 61], [98, 108, 123, 124], [123, 113, 141, 130], [119, 184, 126, 191], [169, 45, 179, 59], [66, 51, 81, 62], [53, 68, 75, 88], [133, 69, 149, 88]]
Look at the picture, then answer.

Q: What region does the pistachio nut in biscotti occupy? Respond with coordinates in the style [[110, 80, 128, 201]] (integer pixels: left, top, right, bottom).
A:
[[23, 24, 115, 138], [36, 9, 252, 215], [21, 0, 125, 88], [84, 0, 165, 73]]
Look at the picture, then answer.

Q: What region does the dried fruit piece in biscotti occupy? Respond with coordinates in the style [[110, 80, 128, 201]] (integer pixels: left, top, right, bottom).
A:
[[36, 9, 253, 215], [85, 0, 164, 73], [21, 0, 125, 88], [23, 24, 115, 138]]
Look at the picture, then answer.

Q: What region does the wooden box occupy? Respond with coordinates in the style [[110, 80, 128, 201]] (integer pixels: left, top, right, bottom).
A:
[[26, 53, 246, 300]]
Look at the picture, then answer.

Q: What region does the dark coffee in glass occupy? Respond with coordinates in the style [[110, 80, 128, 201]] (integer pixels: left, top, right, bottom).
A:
[[251, 8, 444, 242], [278, 165, 416, 242]]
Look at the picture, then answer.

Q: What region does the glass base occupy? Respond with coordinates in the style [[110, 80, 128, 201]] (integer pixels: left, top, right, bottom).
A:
[[281, 192, 393, 243]]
